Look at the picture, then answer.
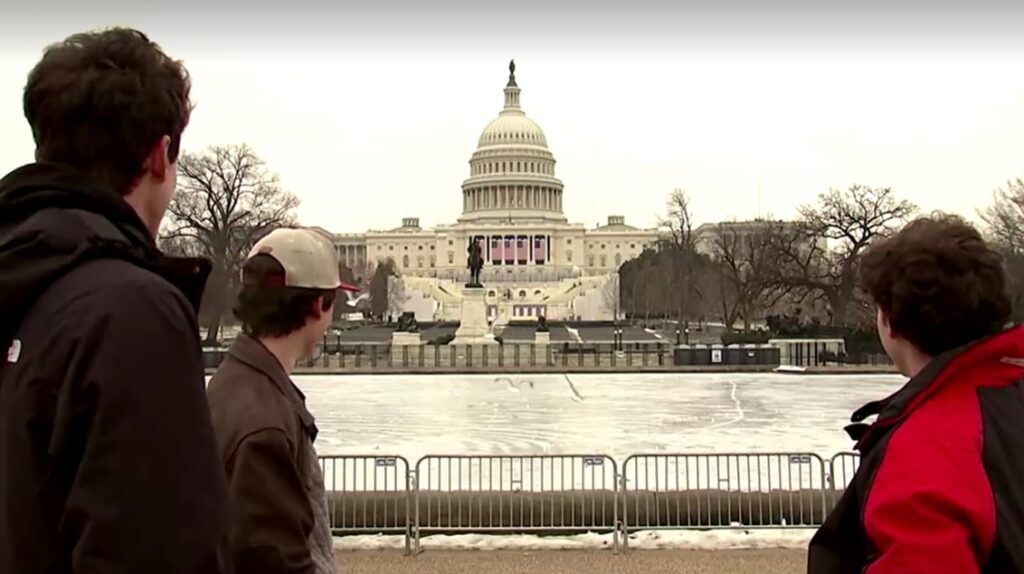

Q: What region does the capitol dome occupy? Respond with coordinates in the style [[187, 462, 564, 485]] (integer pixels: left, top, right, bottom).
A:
[[477, 111, 548, 148], [460, 61, 566, 223]]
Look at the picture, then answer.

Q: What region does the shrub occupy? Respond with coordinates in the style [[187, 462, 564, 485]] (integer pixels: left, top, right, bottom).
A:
[[427, 333, 455, 346]]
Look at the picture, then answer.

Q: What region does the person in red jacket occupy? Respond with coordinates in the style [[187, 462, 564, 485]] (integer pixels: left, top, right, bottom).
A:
[[808, 214, 1024, 573]]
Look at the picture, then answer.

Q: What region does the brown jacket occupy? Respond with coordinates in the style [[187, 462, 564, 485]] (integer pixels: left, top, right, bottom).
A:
[[207, 335, 331, 574]]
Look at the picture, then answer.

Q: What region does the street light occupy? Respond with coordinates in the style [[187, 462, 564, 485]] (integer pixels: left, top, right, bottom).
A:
[[676, 328, 681, 345]]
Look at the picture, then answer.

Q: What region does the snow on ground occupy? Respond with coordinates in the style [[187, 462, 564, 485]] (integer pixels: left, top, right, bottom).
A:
[[333, 528, 814, 552], [296, 372, 904, 462]]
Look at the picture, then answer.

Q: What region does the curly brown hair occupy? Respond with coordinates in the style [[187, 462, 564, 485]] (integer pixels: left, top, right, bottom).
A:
[[858, 213, 1012, 356], [23, 27, 192, 195]]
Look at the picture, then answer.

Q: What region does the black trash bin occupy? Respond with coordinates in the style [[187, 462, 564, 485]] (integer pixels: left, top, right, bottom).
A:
[[673, 345, 692, 365], [202, 348, 227, 369]]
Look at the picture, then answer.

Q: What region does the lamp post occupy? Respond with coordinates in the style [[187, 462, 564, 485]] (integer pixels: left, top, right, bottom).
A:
[[676, 328, 681, 345]]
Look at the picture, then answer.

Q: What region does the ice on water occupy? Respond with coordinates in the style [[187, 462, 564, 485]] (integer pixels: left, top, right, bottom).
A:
[[297, 373, 903, 463]]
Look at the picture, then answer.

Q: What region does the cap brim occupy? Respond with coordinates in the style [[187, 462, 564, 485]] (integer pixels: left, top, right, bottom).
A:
[[338, 281, 361, 293]]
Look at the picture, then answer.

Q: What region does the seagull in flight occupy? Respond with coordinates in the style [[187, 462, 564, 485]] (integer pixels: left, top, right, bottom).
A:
[[344, 292, 370, 307]]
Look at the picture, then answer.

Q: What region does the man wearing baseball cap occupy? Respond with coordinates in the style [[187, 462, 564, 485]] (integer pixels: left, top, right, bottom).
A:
[[207, 227, 357, 574]]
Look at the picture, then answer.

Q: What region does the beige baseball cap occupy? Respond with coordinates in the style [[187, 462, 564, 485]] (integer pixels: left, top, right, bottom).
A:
[[245, 227, 360, 292]]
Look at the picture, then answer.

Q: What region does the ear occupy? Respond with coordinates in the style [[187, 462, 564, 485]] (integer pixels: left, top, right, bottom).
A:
[[877, 308, 895, 338], [143, 135, 172, 182], [310, 296, 326, 320]]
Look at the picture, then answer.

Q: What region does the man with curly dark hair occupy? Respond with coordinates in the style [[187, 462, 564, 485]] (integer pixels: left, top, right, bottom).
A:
[[0, 28, 227, 573], [809, 214, 1024, 573]]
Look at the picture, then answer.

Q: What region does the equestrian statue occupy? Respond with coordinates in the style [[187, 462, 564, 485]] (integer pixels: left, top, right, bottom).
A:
[[466, 239, 484, 287]]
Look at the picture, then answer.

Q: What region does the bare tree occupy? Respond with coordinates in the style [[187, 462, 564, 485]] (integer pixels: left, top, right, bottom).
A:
[[659, 188, 696, 252], [600, 272, 621, 321], [980, 178, 1024, 323], [387, 276, 408, 318], [774, 185, 916, 325], [368, 258, 398, 320], [162, 144, 299, 343], [708, 220, 791, 331], [980, 178, 1024, 256]]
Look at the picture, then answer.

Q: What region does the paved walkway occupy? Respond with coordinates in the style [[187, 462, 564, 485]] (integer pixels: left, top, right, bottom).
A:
[[335, 549, 805, 573]]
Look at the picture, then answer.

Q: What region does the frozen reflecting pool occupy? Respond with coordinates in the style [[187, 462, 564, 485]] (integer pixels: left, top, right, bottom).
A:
[[294, 373, 904, 461]]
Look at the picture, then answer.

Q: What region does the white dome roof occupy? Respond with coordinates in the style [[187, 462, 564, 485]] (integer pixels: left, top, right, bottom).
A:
[[478, 113, 548, 148]]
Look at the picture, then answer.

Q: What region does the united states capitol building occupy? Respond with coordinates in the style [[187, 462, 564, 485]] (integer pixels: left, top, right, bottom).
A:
[[328, 61, 659, 323]]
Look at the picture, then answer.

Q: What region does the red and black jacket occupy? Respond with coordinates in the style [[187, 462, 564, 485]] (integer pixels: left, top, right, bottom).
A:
[[808, 326, 1024, 573]]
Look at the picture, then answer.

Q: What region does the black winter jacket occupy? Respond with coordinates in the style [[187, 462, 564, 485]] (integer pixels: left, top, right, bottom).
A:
[[0, 163, 227, 573]]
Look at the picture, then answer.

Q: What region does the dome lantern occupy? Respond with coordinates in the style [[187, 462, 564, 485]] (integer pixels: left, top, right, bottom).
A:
[[504, 59, 521, 110]]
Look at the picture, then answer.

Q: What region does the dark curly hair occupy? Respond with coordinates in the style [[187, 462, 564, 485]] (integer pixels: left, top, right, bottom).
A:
[[235, 255, 337, 339], [23, 27, 192, 195], [859, 213, 1012, 356]]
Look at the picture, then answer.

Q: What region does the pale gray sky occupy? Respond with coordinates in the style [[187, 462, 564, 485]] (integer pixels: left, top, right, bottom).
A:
[[1, 1, 1022, 232]]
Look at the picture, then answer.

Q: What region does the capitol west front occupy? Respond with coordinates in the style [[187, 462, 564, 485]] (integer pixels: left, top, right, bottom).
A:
[[330, 62, 658, 322]]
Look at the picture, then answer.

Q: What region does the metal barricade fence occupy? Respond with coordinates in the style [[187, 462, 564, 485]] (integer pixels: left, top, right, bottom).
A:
[[413, 454, 621, 553], [620, 453, 829, 550], [317, 451, 857, 555], [320, 455, 413, 555], [828, 452, 861, 509]]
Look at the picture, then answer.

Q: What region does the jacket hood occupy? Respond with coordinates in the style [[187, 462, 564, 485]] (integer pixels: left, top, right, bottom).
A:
[[0, 162, 209, 349]]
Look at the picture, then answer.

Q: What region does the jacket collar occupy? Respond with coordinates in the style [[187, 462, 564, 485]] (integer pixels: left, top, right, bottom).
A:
[[0, 162, 211, 327], [848, 325, 1024, 450], [227, 334, 318, 440]]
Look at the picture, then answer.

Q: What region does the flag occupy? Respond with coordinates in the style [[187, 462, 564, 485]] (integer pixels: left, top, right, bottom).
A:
[[491, 237, 502, 263], [534, 236, 546, 263]]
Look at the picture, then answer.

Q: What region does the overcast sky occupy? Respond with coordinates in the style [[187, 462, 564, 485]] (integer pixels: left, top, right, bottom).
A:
[[1, 1, 1022, 232]]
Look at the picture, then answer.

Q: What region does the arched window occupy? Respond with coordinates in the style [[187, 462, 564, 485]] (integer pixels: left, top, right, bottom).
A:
[[600, 255, 607, 267], [402, 255, 409, 268], [417, 256, 423, 268], [567, 250, 573, 262], [447, 251, 454, 264], [519, 290, 527, 298], [615, 253, 622, 267], [589, 256, 595, 267], [488, 290, 496, 297]]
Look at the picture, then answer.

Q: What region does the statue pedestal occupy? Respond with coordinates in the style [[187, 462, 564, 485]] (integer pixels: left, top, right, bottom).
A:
[[391, 332, 421, 346], [534, 331, 551, 346], [450, 287, 497, 346]]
